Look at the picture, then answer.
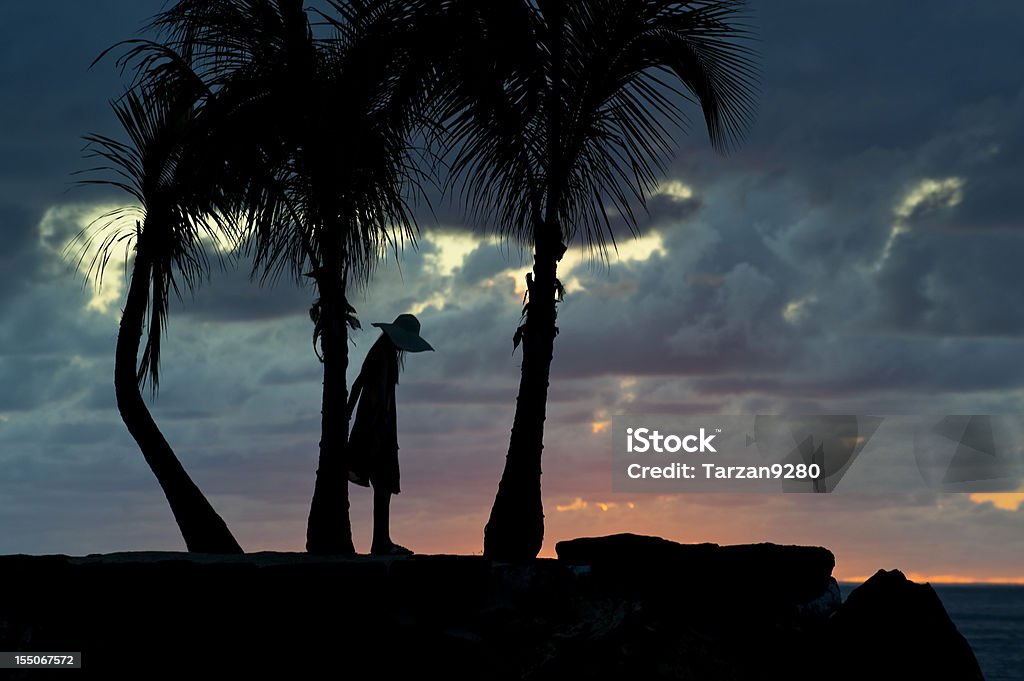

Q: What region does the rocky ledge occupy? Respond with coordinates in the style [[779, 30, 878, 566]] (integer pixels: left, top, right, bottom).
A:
[[0, 533, 983, 679]]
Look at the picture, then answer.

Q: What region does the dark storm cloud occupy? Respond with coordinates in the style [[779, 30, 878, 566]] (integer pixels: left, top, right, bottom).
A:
[[175, 262, 317, 323], [401, 380, 512, 406], [641, 193, 703, 228], [0, 204, 64, 312], [890, 93, 1024, 235], [549, 216, 799, 380], [726, 1, 1024, 162], [452, 243, 521, 288], [0, 203, 43, 290], [873, 230, 1024, 336], [0, 357, 67, 410], [536, 0, 1024, 400], [0, 1, 165, 346], [259, 363, 323, 388], [0, 3, 161, 193], [0, 281, 112, 359], [551, 194, 1024, 395]]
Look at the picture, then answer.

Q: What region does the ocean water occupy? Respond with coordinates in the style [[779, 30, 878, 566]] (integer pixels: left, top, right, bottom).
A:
[[838, 583, 1024, 681]]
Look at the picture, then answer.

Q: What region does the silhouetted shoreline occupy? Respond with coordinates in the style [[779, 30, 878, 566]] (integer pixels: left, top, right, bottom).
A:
[[0, 534, 985, 679]]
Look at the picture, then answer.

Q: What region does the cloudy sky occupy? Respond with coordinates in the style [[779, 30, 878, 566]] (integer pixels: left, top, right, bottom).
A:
[[2, 1, 1023, 582]]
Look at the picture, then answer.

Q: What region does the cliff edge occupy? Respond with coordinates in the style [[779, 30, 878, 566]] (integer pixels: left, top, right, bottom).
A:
[[0, 534, 982, 679]]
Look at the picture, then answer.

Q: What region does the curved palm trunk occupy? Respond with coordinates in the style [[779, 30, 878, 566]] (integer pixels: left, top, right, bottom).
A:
[[484, 234, 562, 560], [115, 243, 243, 554], [305, 265, 355, 555]]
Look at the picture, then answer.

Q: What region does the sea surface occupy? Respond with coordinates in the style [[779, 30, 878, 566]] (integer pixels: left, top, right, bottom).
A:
[[839, 583, 1024, 681]]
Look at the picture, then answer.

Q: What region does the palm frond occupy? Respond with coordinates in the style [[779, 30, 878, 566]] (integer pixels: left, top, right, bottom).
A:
[[149, 0, 430, 293], [439, 0, 759, 259], [75, 56, 247, 391]]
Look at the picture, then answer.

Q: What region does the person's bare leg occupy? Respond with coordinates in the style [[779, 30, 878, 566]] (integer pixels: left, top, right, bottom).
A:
[[370, 487, 392, 553], [370, 488, 412, 555]]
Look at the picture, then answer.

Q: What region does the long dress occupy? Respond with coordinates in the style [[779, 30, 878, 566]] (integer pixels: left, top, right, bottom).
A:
[[347, 336, 401, 494]]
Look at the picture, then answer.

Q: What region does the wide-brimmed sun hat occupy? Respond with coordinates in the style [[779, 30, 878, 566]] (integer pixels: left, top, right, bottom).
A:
[[372, 314, 434, 352]]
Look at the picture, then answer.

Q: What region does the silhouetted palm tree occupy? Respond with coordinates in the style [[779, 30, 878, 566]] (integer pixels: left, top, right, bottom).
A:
[[151, 0, 425, 553], [439, 0, 758, 559], [77, 61, 243, 553]]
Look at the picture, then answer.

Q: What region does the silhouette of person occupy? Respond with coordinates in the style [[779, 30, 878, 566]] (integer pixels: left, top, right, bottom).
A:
[[347, 313, 434, 555]]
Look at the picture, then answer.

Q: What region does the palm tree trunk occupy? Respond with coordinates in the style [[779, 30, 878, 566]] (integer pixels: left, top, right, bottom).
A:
[[483, 233, 562, 560], [305, 266, 355, 555], [114, 247, 243, 554]]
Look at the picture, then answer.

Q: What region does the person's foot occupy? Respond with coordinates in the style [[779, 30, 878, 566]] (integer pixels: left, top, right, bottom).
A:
[[370, 542, 413, 556]]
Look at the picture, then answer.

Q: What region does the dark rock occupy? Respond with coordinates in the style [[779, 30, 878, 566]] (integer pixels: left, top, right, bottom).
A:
[[797, 577, 842, 619], [556, 533, 719, 563], [827, 569, 985, 681], [0, 546, 981, 680], [550, 534, 843, 680], [556, 533, 836, 606]]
